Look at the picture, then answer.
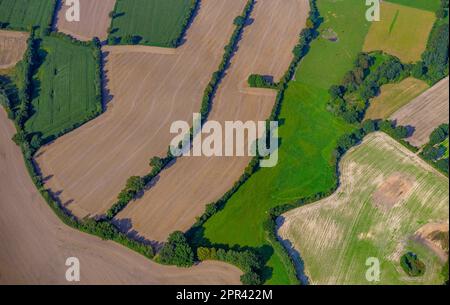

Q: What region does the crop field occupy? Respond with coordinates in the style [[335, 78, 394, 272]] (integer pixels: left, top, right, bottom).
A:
[[0, 0, 55, 31], [55, 0, 116, 41], [116, 0, 310, 244], [198, 0, 369, 284], [0, 108, 241, 285], [278, 132, 449, 285], [36, 0, 246, 219], [24, 36, 100, 142], [109, 0, 195, 47], [365, 77, 429, 120], [390, 77, 449, 147], [386, 0, 441, 12], [0, 30, 28, 70], [363, 1, 435, 63]]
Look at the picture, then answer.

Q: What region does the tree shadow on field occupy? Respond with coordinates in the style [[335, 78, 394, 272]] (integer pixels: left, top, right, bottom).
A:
[[51, 0, 63, 32], [101, 51, 114, 109], [177, 0, 202, 47], [112, 217, 164, 251]]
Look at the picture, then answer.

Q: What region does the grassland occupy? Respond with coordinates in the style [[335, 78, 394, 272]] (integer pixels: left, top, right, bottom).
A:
[[198, 0, 370, 284], [365, 77, 429, 120], [279, 132, 449, 285], [363, 1, 436, 62], [386, 0, 441, 12], [24, 36, 100, 142], [109, 0, 195, 47], [442, 137, 449, 158], [0, 0, 55, 32]]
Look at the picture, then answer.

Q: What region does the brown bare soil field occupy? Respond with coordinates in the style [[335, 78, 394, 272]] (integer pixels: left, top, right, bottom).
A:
[[117, 0, 310, 243], [36, 0, 246, 219], [0, 30, 28, 69], [414, 222, 449, 262], [0, 108, 241, 284], [372, 173, 414, 211], [55, 0, 116, 41], [390, 77, 449, 147]]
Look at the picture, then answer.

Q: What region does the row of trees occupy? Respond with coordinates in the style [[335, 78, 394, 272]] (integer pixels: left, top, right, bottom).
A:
[[157, 231, 194, 267], [420, 124, 449, 175], [247, 74, 277, 89]]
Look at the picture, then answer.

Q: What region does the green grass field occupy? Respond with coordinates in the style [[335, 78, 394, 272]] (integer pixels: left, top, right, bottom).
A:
[[386, 0, 441, 12], [198, 0, 370, 284], [280, 132, 449, 284], [442, 137, 449, 158], [0, 0, 55, 31], [109, 0, 195, 47], [363, 1, 436, 63], [365, 77, 429, 120], [24, 36, 100, 141]]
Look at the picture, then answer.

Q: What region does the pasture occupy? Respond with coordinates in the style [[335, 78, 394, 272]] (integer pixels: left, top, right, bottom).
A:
[[386, 0, 441, 12], [0, 0, 55, 32], [363, 1, 435, 62], [200, 0, 369, 284], [24, 36, 100, 142], [279, 132, 449, 285], [365, 77, 429, 120], [109, 0, 195, 47]]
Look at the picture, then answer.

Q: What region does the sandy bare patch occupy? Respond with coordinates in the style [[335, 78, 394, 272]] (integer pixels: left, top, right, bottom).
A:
[[0, 30, 28, 69], [373, 173, 414, 211], [0, 108, 241, 284], [414, 222, 449, 262], [55, 0, 116, 41], [36, 0, 247, 219], [390, 77, 449, 147], [116, 0, 310, 243]]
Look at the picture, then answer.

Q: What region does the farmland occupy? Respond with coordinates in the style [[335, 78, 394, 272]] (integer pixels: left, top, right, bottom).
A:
[[198, 0, 369, 284], [0, 0, 55, 32], [55, 0, 116, 41], [0, 30, 28, 70], [365, 77, 429, 120], [116, 0, 310, 244], [363, 1, 435, 62], [0, 107, 241, 284], [278, 132, 449, 285], [390, 77, 449, 147], [24, 36, 100, 142], [109, 0, 196, 47], [386, 0, 441, 12], [36, 0, 246, 219]]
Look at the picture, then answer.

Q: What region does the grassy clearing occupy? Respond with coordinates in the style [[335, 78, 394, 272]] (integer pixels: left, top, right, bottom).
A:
[[0, 0, 55, 32], [365, 77, 429, 120], [386, 0, 441, 12], [24, 36, 100, 142], [280, 132, 449, 285], [443, 138, 449, 158], [363, 1, 436, 63], [109, 0, 195, 47], [198, 0, 370, 284]]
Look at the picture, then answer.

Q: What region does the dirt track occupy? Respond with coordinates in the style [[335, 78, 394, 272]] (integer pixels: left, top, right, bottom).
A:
[[36, 0, 246, 219], [0, 108, 241, 284], [117, 0, 310, 243], [0, 30, 28, 69], [390, 77, 449, 147], [55, 0, 116, 41]]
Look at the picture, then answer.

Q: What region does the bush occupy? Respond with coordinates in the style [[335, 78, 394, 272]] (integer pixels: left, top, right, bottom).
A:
[[429, 124, 449, 146], [158, 231, 194, 267], [400, 252, 426, 277], [248, 74, 277, 89]]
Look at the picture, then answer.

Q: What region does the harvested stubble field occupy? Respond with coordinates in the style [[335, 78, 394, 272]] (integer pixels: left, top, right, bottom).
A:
[[365, 77, 429, 120], [24, 36, 100, 141], [390, 77, 449, 147], [0, 0, 55, 31], [363, 1, 435, 63], [0, 108, 242, 284], [55, 0, 116, 41], [116, 0, 310, 243], [278, 132, 449, 285], [0, 30, 28, 70], [36, 0, 246, 219]]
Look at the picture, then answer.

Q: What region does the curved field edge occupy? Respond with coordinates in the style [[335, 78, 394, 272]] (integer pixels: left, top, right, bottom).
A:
[[279, 132, 449, 285], [191, 0, 371, 284]]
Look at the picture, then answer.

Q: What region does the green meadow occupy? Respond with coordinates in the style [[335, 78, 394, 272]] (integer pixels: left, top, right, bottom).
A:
[[199, 0, 370, 284], [0, 0, 55, 31], [25, 36, 100, 141], [386, 0, 441, 12]]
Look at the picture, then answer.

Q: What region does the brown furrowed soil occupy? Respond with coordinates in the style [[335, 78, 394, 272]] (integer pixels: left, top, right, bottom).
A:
[[0, 108, 241, 284], [390, 77, 449, 147], [36, 0, 246, 219], [117, 0, 310, 243], [55, 0, 116, 41], [0, 30, 28, 70]]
